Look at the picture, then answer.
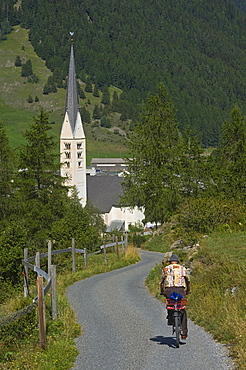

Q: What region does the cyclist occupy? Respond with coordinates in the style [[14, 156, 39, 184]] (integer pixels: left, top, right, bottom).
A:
[[160, 254, 190, 339]]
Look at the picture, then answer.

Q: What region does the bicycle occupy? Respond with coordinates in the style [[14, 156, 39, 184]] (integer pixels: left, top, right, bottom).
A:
[[166, 295, 187, 348]]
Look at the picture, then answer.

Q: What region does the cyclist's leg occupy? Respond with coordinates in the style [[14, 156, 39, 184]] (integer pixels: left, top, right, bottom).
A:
[[180, 309, 188, 336]]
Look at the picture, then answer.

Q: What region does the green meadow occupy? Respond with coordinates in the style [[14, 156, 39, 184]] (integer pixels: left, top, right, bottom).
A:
[[0, 26, 128, 164]]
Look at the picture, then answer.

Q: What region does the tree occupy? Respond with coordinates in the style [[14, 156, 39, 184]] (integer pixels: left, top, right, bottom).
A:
[[101, 86, 110, 105], [78, 83, 86, 99], [21, 59, 33, 77], [0, 123, 15, 222], [215, 107, 246, 200], [51, 189, 101, 251], [100, 116, 111, 128], [120, 84, 184, 224], [93, 83, 100, 97], [92, 104, 101, 119], [112, 91, 119, 111], [27, 94, 33, 103], [16, 109, 67, 245], [14, 55, 22, 67], [0, 222, 28, 286], [81, 107, 91, 123], [85, 77, 92, 93]]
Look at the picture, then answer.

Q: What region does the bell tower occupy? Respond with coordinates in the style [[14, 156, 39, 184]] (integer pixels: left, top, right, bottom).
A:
[[60, 41, 87, 206]]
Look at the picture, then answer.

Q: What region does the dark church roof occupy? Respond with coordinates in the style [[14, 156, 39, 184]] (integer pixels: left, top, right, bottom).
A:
[[87, 174, 124, 213], [65, 44, 79, 134]]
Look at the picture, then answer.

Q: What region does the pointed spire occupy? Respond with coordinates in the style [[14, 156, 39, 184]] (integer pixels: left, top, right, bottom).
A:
[[65, 42, 79, 134]]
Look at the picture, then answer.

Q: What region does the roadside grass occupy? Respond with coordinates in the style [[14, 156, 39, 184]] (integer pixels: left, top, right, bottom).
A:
[[141, 224, 177, 253], [144, 230, 246, 369], [0, 246, 140, 369]]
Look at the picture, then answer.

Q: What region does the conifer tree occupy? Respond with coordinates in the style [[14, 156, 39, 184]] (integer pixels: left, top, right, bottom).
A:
[[16, 109, 67, 245], [93, 83, 100, 97], [21, 59, 33, 77], [101, 86, 110, 105], [121, 84, 183, 224], [216, 107, 246, 200], [0, 123, 14, 222], [14, 55, 22, 67], [92, 104, 101, 119], [85, 77, 92, 92]]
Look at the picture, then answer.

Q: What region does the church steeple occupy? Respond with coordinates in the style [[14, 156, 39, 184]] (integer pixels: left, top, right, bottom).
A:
[[65, 44, 79, 134], [60, 39, 87, 206]]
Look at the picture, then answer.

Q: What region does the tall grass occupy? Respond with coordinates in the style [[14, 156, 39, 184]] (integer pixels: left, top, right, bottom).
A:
[[0, 248, 140, 369], [144, 230, 246, 369]]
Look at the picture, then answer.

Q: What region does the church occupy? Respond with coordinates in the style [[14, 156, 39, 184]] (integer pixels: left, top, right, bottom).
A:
[[60, 43, 144, 231]]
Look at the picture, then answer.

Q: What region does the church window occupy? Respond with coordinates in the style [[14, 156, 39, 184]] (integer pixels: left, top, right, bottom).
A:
[[66, 161, 70, 168], [77, 142, 83, 149], [65, 152, 71, 159], [77, 152, 82, 158], [78, 162, 82, 167], [64, 142, 71, 150]]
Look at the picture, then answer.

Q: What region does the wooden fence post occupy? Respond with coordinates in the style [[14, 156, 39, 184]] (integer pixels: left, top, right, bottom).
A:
[[124, 232, 128, 251], [35, 252, 40, 272], [84, 248, 87, 269], [37, 276, 46, 349], [51, 265, 57, 320], [103, 241, 107, 265], [115, 236, 119, 260], [48, 240, 52, 276], [72, 238, 76, 273], [23, 248, 29, 297]]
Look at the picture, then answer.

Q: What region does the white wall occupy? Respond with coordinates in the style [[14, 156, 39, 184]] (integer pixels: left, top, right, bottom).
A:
[[103, 206, 145, 231]]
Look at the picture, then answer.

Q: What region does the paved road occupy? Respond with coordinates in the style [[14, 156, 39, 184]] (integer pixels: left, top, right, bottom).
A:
[[67, 250, 233, 370]]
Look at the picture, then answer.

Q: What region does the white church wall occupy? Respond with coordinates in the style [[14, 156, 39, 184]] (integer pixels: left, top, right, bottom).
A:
[[103, 206, 145, 231]]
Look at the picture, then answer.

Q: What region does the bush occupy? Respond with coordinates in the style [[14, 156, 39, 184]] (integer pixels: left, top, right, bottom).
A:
[[177, 197, 246, 235]]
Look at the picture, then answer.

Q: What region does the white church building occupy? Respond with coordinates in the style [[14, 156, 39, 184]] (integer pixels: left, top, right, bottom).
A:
[[60, 43, 144, 231]]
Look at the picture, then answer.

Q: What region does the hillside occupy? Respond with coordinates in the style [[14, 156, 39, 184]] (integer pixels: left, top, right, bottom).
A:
[[16, 0, 246, 147], [0, 26, 128, 164]]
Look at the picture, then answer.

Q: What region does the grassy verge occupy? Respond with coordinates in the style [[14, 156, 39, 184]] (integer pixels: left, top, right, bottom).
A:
[[0, 246, 140, 369], [144, 230, 246, 369]]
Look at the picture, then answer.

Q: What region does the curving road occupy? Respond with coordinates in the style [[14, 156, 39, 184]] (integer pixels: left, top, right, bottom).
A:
[[66, 250, 233, 370]]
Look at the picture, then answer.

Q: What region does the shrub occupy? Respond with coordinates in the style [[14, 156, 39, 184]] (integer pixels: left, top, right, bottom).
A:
[[177, 197, 246, 235]]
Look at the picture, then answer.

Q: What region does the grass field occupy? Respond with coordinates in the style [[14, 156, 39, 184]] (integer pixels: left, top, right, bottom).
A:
[[144, 230, 246, 369], [0, 26, 129, 164]]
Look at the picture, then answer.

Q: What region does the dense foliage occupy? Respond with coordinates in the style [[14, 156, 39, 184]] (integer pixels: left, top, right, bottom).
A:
[[0, 110, 102, 294], [121, 87, 246, 231], [12, 0, 246, 146]]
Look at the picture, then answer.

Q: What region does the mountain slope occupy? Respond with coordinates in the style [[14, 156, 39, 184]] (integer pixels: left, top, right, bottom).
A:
[[18, 0, 246, 146], [0, 26, 128, 163]]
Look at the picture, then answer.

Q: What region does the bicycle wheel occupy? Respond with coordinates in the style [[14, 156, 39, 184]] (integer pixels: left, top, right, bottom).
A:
[[174, 314, 180, 348]]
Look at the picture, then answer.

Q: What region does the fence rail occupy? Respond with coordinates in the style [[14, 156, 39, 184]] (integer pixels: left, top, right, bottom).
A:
[[0, 236, 127, 329]]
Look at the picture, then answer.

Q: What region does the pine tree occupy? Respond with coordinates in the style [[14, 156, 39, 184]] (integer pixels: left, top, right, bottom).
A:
[[27, 94, 33, 103], [85, 77, 92, 93], [0, 123, 14, 221], [78, 83, 86, 99], [216, 107, 246, 200], [16, 109, 67, 245], [93, 83, 100, 97], [81, 107, 91, 123], [14, 55, 22, 67], [121, 84, 183, 224], [101, 86, 110, 105], [93, 104, 101, 119], [21, 59, 33, 77]]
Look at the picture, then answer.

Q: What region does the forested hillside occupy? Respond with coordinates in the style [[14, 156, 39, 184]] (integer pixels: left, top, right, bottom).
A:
[[232, 0, 246, 14], [2, 0, 246, 146]]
